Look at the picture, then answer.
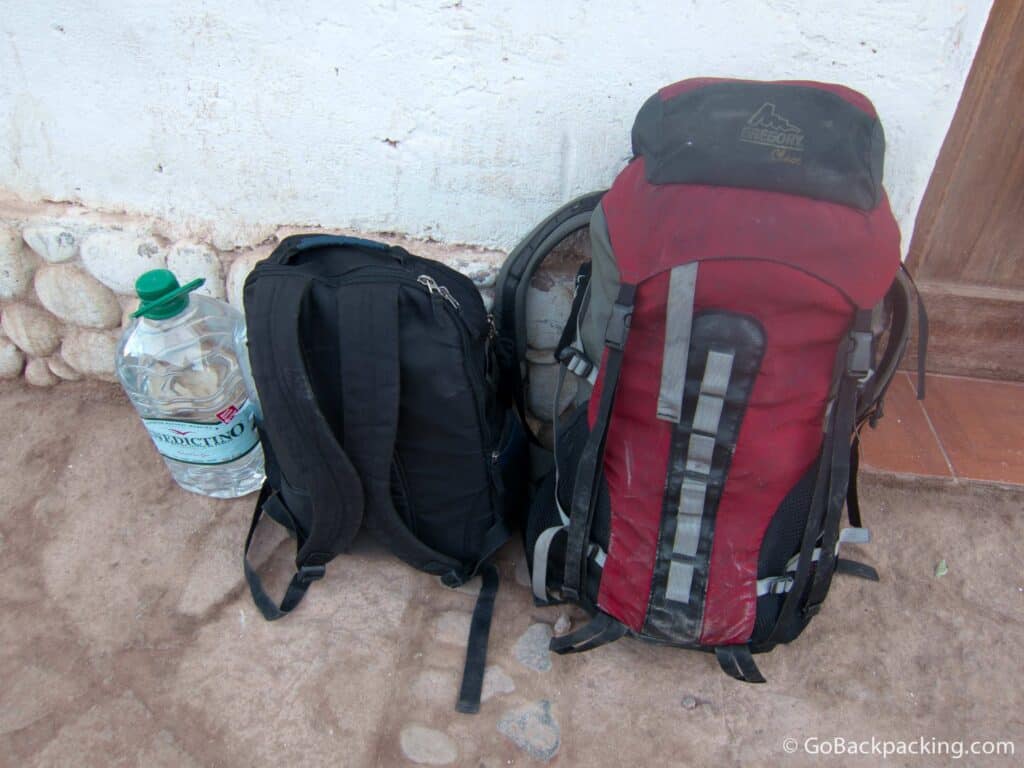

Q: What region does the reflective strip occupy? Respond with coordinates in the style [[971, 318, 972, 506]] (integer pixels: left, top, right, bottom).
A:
[[532, 525, 565, 602], [657, 263, 698, 423], [839, 527, 870, 545], [672, 478, 706, 556], [701, 350, 734, 398], [665, 560, 695, 603], [685, 434, 716, 476], [669, 349, 735, 565], [692, 393, 725, 435]]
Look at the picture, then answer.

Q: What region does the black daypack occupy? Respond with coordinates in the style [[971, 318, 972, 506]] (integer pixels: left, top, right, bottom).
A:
[[242, 234, 525, 713]]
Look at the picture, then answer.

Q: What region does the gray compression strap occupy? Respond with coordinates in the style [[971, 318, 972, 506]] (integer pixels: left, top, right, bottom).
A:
[[756, 527, 872, 596], [532, 525, 564, 602], [665, 349, 734, 604], [533, 363, 575, 603], [657, 263, 698, 422]]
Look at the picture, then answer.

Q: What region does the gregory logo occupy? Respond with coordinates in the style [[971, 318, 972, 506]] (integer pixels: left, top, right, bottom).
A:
[[740, 103, 805, 152]]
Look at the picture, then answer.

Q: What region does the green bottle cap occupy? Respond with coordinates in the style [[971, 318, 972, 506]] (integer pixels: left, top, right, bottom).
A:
[[132, 269, 205, 320]]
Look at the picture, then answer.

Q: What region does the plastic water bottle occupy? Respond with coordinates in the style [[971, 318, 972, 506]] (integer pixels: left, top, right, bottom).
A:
[[116, 269, 265, 498]]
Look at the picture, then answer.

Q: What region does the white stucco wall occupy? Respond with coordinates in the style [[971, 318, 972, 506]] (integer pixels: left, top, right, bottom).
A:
[[0, 1, 993, 252]]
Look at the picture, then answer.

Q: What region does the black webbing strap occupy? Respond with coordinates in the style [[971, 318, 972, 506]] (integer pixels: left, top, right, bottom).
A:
[[243, 486, 325, 620], [893, 264, 928, 400], [243, 275, 365, 620], [805, 310, 873, 613], [911, 269, 929, 400], [766, 323, 858, 643], [835, 558, 880, 581], [336, 282, 466, 580], [847, 435, 862, 528], [455, 563, 500, 714], [715, 645, 766, 684], [554, 262, 593, 361], [549, 612, 628, 655], [561, 283, 637, 601]]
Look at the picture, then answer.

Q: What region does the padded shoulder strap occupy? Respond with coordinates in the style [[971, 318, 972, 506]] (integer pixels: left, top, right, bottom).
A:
[[243, 274, 366, 617], [336, 281, 468, 582]]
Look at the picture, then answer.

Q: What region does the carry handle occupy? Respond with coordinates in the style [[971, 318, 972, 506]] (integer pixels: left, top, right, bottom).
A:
[[273, 233, 401, 265]]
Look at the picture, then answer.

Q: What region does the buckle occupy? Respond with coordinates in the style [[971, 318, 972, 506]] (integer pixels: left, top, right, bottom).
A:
[[847, 330, 874, 382], [559, 346, 593, 378], [604, 302, 633, 350], [296, 564, 326, 584]]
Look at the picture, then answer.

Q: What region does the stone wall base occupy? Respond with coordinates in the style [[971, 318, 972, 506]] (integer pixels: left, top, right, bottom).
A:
[[0, 196, 582, 439]]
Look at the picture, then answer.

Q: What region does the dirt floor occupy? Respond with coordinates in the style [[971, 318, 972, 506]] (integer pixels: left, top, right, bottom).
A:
[[1, 380, 1021, 767]]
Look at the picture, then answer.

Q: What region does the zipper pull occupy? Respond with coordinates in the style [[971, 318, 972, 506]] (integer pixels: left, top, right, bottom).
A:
[[417, 274, 442, 323], [418, 274, 460, 310], [438, 285, 460, 310], [417, 274, 441, 296], [486, 314, 497, 340]]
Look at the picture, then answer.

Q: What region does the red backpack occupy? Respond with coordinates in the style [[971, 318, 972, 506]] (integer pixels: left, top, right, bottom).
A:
[[496, 77, 927, 682]]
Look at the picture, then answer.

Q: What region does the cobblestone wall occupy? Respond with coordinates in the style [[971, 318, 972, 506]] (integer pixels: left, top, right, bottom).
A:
[[0, 204, 504, 387]]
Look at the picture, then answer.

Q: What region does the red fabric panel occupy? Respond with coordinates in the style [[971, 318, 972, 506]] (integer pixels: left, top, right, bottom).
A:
[[602, 158, 899, 310], [658, 77, 878, 117], [591, 273, 672, 631], [693, 261, 851, 646], [590, 259, 852, 641]]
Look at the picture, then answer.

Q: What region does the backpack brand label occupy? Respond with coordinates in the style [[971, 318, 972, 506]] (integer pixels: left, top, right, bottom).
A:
[[740, 103, 805, 163], [143, 399, 260, 465]]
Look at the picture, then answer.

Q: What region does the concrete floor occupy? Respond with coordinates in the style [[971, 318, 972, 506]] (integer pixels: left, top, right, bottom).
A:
[[1, 381, 1021, 767]]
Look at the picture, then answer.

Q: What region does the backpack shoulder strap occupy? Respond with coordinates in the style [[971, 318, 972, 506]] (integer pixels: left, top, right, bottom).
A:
[[243, 273, 365, 619], [335, 280, 469, 582]]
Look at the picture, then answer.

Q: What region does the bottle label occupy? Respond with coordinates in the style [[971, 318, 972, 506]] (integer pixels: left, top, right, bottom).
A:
[[143, 399, 260, 465]]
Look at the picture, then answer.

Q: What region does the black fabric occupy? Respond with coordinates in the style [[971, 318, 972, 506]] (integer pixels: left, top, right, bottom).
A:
[[562, 284, 636, 601], [835, 558, 880, 581], [549, 612, 628, 655], [806, 310, 874, 611], [766, 332, 854, 645], [905, 265, 929, 400], [715, 645, 766, 684], [644, 312, 766, 643], [554, 262, 593, 360], [456, 563, 500, 714], [632, 81, 885, 210], [523, 403, 608, 607], [847, 437, 862, 528], [555, 404, 610, 551], [243, 487, 326, 620], [751, 460, 818, 644], [244, 234, 518, 713], [242, 272, 367, 618]]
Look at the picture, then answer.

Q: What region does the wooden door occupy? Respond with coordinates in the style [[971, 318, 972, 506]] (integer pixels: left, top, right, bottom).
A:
[[906, 0, 1024, 381]]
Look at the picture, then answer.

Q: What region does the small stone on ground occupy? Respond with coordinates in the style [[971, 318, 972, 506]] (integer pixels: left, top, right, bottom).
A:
[[514, 622, 553, 672], [432, 610, 472, 645], [480, 665, 515, 702], [497, 700, 561, 762], [399, 724, 458, 765]]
